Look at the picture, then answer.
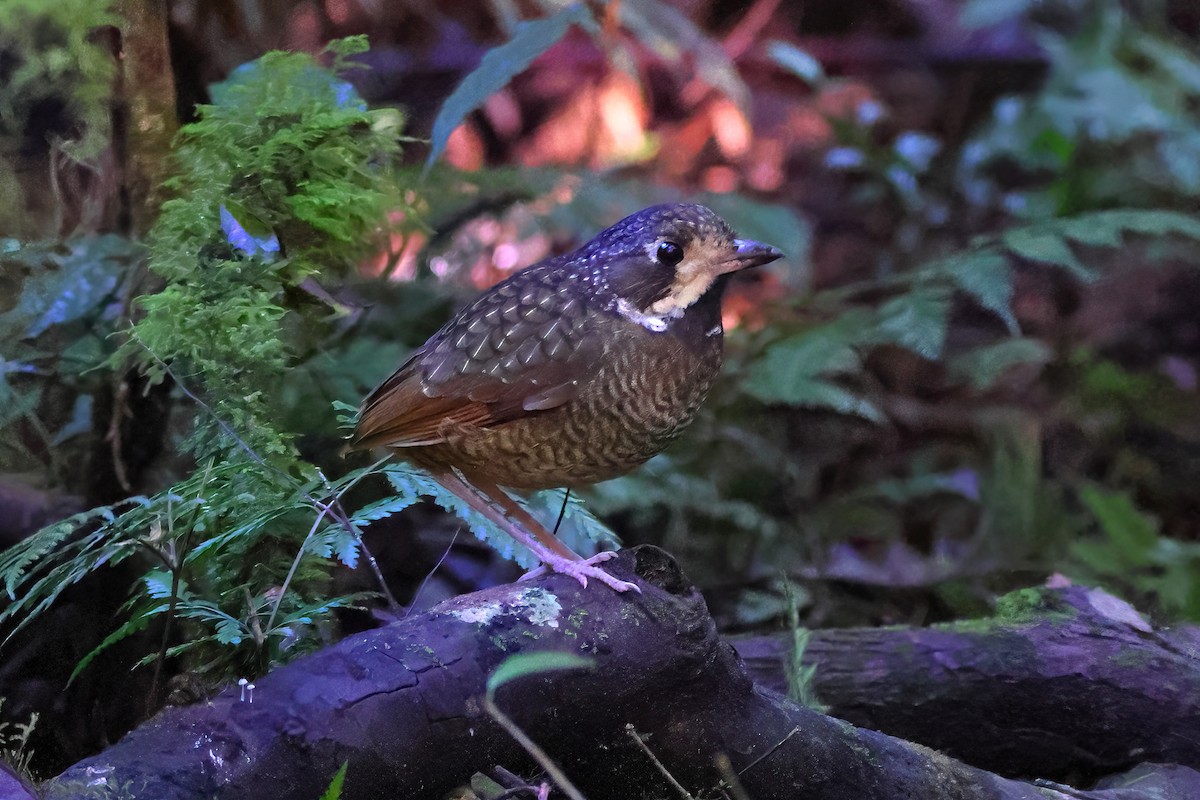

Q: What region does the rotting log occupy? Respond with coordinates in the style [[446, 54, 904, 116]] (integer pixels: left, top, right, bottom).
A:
[[42, 547, 1200, 800], [734, 584, 1200, 782]]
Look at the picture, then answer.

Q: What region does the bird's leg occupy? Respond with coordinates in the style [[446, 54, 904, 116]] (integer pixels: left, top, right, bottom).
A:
[[426, 467, 640, 593]]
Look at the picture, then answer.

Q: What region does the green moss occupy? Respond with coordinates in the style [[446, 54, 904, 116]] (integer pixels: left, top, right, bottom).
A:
[[949, 586, 1076, 636], [994, 587, 1069, 622], [125, 35, 406, 465]]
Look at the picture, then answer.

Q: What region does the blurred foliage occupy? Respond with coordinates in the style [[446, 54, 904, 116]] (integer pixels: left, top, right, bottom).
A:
[[0, 0, 118, 236], [962, 0, 1200, 217], [1074, 484, 1200, 619], [428, 4, 595, 168], [783, 582, 825, 712], [589, 0, 1200, 619], [0, 235, 141, 481]]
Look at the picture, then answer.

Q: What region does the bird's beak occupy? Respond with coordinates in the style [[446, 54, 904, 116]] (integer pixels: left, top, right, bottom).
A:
[[728, 239, 784, 272]]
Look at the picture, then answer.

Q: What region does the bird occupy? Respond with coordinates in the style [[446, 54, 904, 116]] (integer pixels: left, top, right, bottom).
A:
[[352, 203, 783, 592]]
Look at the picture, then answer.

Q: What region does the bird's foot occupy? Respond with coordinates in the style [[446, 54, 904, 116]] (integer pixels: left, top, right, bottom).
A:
[[520, 551, 641, 593]]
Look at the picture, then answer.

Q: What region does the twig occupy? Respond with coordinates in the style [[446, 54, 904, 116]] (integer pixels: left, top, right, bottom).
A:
[[264, 497, 335, 637], [244, 586, 265, 648], [353, 535, 401, 612], [403, 527, 460, 620], [483, 696, 588, 800], [146, 462, 211, 711], [107, 375, 133, 493], [700, 727, 801, 800], [133, 336, 276, 472], [315, 463, 402, 612], [135, 338, 402, 618], [147, 495, 181, 714], [624, 723, 696, 800], [107, 241, 156, 494], [739, 726, 800, 777], [722, 0, 783, 60]]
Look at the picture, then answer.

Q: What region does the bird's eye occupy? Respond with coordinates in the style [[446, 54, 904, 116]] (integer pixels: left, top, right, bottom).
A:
[[656, 241, 684, 267]]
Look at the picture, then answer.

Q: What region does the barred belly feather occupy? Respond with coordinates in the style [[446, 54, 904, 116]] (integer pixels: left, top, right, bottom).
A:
[[410, 320, 722, 489]]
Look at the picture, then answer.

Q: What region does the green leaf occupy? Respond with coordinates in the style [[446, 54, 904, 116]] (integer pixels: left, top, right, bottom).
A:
[[142, 569, 177, 600], [319, 762, 349, 800], [619, 0, 748, 111], [743, 330, 855, 394], [278, 594, 369, 629], [1003, 228, 1094, 281], [385, 465, 541, 568], [1136, 36, 1200, 95], [743, 318, 884, 421], [747, 326, 862, 385], [176, 601, 247, 646], [766, 41, 824, 85], [426, 5, 593, 168], [1079, 486, 1159, 565], [775, 379, 884, 422], [187, 502, 305, 560], [0, 235, 135, 341], [960, 0, 1034, 28], [305, 525, 361, 569], [1091, 210, 1200, 241], [867, 473, 975, 504], [486, 652, 594, 699], [1058, 216, 1125, 248], [70, 601, 168, 684], [533, 489, 621, 554], [873, 287, 951, 359], [948, 338, 1053, 390], [50, 393, 93, 445], [1072, 538, 1127, 575], [939, 249, 1017, 333], [350, 494, 420, 525], [1057, 210, 1200, 249]]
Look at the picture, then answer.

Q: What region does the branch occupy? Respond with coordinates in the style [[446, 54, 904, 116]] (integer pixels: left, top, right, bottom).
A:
[[42, 549, 1200, 800], [735, 583, 1200, 782]]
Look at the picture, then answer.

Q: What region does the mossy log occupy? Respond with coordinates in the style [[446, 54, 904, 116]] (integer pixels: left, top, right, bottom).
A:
[[42, 548, 1200, 800], [735, 583, 1200, 782]]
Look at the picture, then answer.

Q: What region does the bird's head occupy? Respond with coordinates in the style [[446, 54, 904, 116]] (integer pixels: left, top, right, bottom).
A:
[[573, 204, 784, 321]]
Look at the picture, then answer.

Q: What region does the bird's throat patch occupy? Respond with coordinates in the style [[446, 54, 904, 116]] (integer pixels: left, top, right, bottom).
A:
[[647, 259, 719, 317], [616, 297, 672, 332]]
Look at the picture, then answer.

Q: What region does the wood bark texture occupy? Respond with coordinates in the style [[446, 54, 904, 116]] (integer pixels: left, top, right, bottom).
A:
[[42, 547, 1200, 800], [735, 583, 1200, 782]]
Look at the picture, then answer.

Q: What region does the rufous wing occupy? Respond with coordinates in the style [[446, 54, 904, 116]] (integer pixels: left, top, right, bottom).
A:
[[352, 264, 603, 450]]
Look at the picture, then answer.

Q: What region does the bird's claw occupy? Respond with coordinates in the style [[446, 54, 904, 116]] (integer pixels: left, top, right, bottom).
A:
[[520, 551, 641, 593]]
